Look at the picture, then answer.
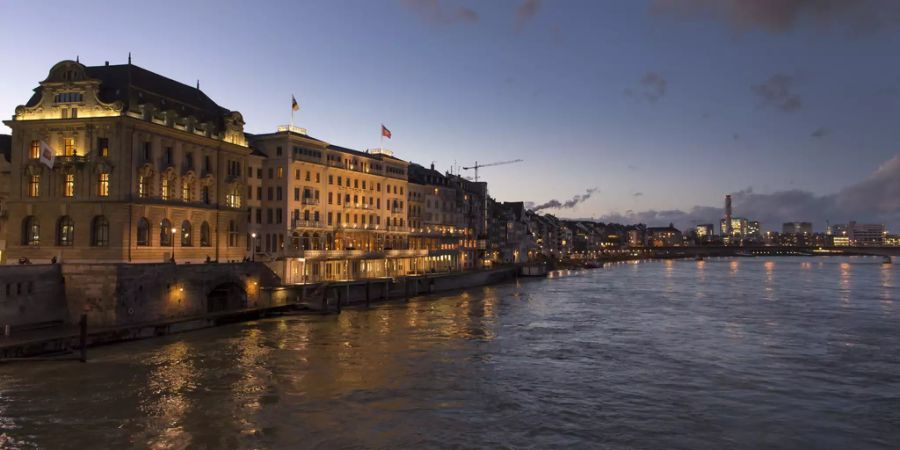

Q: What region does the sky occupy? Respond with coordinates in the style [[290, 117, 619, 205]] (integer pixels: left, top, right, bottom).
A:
[[1, 0, 899, 231]]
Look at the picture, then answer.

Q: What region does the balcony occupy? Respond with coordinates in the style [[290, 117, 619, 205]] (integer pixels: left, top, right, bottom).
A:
[[391, 207, 403, 214], [56, 154, 87, 167], [385, 249, 428, 257], [292, 219, 324, 229], [302, 197, 319, 206], [278, 124, 308, 135]]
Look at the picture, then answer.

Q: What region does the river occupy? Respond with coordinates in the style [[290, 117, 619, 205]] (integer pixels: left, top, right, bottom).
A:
[[0, 256, 898, 449]]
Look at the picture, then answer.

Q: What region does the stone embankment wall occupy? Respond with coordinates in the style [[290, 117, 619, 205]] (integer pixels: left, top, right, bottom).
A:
[[0, 265, 67, 327], [0, 262, 282, 328]]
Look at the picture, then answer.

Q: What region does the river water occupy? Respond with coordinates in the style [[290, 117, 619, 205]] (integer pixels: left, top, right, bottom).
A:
[[0, 256, 898, 449]]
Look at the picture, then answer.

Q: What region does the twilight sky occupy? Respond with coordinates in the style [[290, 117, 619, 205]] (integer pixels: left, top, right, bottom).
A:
[[2, 0, 899, 231]]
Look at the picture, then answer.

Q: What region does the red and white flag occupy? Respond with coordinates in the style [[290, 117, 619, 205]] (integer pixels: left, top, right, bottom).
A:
[[39, 140, 55, 169], [381, 124, 392, 139], [291, 95, 299, 112]]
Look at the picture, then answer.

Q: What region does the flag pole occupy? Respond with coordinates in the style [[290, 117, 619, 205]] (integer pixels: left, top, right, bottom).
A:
[[290, 96, 294, 131]]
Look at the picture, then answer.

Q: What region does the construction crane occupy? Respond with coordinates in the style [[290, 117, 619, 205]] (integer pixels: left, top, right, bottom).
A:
[[462, 159, 523, 182]]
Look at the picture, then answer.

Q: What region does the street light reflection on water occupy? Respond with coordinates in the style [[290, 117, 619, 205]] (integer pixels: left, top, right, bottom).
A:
[[0, 256, 897, 449]]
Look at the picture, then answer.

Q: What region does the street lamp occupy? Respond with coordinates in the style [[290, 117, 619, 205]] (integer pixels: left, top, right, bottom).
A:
[[170, 227, 177, 263], [250, 232, 257, 262]]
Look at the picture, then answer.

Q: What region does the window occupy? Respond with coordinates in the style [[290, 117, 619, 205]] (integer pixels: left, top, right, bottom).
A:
[[63, 137, 76, 156], [184, 152, 193, 170], [29, 175, 40, 197], [91, 216, 109, 247], [161, 178, 171, 200], [160, 219, 173, 246], [164, 147, 173, 165], [226, 187, 241, 208], [22, 216, 39, 246], [328, 192, 333, 204], [276, 187, 282, 201], [316, 173, 320, 183], [143, 142, 152, 161], [181, 220, 192, 246], [277, 167, 283, 178], [137, 218, 150, 246], [255, 209, 261, 224], [200, 221, 211, 247], [202, 186, 210, 204], [276, 208, 283, 224], [327, 212, 333, 225], [306, 171, 311, 182], [30, 140, 40, 159], [294, 188, 300, 201], [182, 179, 192, 202], [97, 138, 109, 157], [276, 146, 283, 156], [57, 216, 74, 246], [329, 175, 333, 185], [64, 174, 75, 197], [228, 220, 238, 247], [138, 175, 150, 198], [205, 156, 212, 173], [98, 173, 109, 197]]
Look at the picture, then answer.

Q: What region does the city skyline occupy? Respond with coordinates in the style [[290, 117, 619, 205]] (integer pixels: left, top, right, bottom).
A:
[[2, 0, 899, 231]]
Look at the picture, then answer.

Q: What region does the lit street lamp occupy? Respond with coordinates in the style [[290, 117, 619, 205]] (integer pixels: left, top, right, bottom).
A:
[[170, 227, 177, 263], [251, 232, 257, 262]]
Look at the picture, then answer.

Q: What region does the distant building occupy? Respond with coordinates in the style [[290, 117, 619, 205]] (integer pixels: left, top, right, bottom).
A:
[[646, 224, 682, 247], [627, 228, 644, 248], [847, 221, 885, 246], [720, 217, 748, 238], [782, 222, 813, 235]]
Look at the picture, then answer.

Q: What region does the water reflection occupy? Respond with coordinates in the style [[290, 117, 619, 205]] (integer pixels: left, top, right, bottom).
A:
[[136, 341, 197, 449]]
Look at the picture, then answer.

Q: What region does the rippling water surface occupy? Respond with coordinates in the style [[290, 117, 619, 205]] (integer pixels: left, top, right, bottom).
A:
[[1, 256, 899, 449]]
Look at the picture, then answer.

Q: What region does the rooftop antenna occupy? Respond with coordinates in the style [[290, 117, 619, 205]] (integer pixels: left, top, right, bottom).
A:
[[76, 55, 79, 63], [128, 52, 132, 64], [196, 79, 200, 90]]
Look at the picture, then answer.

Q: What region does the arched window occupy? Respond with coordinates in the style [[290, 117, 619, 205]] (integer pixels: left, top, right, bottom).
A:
[[91, 216, 109, 247], [160, 218, 172, 246], [228, 220, 238, 247], [290, 232, 301, 251], [312, 232, 321, 250], [137, 217, 150, 246], [182, 179, 193, 202], [200, 221, 211, 247], [22, 216, 39, 246], [181, 220, 192, 246], [57, 216, 74, 246]]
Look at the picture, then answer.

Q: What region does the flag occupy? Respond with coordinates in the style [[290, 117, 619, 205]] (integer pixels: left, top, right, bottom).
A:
[[291, 95, 299, 112], [381, 124, 392, 139], [39, 140, 55, 169]]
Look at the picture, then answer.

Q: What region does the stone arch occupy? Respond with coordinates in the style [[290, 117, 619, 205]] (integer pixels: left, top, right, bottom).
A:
[[206, 281, 247, 313]]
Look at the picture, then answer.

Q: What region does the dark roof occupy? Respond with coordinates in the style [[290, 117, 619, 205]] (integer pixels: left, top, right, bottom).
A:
[[0, 134, 10, 163], [408, 162, 446, 185], [26, 62, 231, 128]]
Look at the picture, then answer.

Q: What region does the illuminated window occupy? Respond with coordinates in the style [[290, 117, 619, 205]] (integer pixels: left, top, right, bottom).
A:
[[200, 221, 211, 247], [28, 175, 40, 197], [29, 140, 40, 159], [22, 216, 40, 246], [138, 175, 149, 198], [136, 218, 150, 246], [277, 167, 283, 178], [161, 178, 170, 200], [226, 187, 241, 208], [57, 216, 74, 246], [98, 173, 109, 197], [160, 219, 172, 246], [97, 138, 109, 157], [64, 174, 75, 197], [228, 220, 238, 247], [63, 137, 76, 156], [181, 220, 192, 246], [182, 179, 192, 202]]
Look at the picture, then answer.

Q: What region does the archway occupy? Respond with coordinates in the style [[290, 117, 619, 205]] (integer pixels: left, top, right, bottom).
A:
[[207, 282, 247, 313]]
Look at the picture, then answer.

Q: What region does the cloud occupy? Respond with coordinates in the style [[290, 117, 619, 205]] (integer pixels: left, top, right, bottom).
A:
[[402, 0, 479, 24], [633, 192, 644, 197], [595, 154, 900, 231], [649, 0, 900, 35], [516, 0, 540, 29], [811, 127, 829, 138], [626, 71, 668, 103], [532, 188, 598, 212], [751, 74, 802, 112]]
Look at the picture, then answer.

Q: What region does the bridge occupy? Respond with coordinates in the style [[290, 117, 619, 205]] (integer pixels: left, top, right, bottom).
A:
[[626, 246, 900, 259]]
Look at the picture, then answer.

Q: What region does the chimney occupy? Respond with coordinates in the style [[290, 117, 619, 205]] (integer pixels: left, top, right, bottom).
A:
[[724, 194, 733, 237], [430, 162, 435, 170], [105, 61, 109, 66]]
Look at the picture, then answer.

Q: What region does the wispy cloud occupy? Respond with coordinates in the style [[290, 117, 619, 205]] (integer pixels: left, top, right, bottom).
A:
[[531, 188, 598, 211], [625, 71, 668, 103], [811, 127, 829, 138], [516, 0, 541, 30], [650, 0, 900, 36], [751, 73, 802, 112], [402, 0, 479, 25]]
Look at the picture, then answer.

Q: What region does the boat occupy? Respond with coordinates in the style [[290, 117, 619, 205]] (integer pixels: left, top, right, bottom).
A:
[[694, 255, 704, 261]]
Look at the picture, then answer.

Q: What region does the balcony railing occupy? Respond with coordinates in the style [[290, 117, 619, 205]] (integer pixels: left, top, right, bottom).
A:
[[302, 198, 319, 206], [292, 219, 324, 228]]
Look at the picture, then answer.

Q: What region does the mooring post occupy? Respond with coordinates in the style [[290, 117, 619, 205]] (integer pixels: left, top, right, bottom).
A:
[[79, 314, 87, 363]]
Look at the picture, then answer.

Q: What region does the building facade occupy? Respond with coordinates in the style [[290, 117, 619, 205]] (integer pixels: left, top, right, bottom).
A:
[[3, 60, 250, 264]]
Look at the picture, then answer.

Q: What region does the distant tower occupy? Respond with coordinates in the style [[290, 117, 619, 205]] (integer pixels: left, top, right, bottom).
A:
[[826, 220, 832, 236], [724, 194, 733, 238]]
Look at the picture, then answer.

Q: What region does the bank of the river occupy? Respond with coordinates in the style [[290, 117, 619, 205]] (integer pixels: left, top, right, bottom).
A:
[[0, 267, 517, 360]]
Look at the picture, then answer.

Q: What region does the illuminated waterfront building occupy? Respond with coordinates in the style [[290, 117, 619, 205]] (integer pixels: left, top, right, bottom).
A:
[[3, 60, 250, 263], [247, 128, 422, 283], [645, 224, 682, 247]]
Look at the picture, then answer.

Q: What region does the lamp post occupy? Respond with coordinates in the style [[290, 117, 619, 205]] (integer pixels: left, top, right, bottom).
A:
[[170, 227, 177, 263], [250, 232, 257, 262]]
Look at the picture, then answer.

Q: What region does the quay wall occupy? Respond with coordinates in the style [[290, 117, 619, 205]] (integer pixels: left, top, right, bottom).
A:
[[0, 265, 67, 327]]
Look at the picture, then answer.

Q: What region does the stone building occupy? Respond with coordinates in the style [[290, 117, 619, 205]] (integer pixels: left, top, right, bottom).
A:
[[3, 60, 252, 264], [408, 163, 471, 272], [247, 127, 422, 283]]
